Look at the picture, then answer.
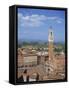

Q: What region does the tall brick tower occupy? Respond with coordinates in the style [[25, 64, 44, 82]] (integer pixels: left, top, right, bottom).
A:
[[48, 27, 54, 62], [48, 27, 57, 77], [44, 27, 56, 77]]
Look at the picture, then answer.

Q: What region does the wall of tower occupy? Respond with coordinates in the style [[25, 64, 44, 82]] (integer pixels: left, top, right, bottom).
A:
[[48, 42, 54, 61]]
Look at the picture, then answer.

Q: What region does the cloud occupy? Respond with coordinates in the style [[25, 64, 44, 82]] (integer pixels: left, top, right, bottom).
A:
[[56, 18, 63, 24], [56, 20, 62, 23], [18, 13, 63, 27]]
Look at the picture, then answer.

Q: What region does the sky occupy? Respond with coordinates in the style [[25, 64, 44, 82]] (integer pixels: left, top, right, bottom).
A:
[[18, 8, 65, 43]]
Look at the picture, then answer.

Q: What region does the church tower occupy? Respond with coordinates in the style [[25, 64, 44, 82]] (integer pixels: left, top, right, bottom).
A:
[[48, 27, 54, 61]]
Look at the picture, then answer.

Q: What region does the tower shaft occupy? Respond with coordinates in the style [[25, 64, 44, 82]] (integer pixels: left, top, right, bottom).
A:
[[49, 42, 54, 61], [48, 27, 54, 61]]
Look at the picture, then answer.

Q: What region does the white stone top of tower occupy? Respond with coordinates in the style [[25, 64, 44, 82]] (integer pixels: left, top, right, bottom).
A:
[[48, 27, 54, 42]]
